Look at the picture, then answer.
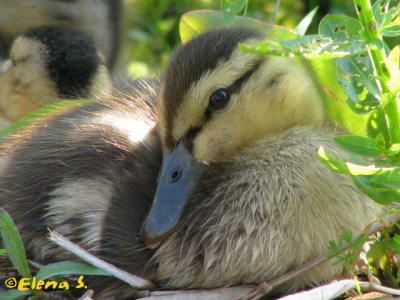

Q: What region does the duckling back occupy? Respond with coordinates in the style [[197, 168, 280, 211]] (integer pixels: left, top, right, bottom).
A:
[[0, 80, 160, 298]]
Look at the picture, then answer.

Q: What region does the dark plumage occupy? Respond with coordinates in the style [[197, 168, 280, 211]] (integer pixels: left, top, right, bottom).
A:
[[0, 81, 160, 298], [23, 26, 101, 99]]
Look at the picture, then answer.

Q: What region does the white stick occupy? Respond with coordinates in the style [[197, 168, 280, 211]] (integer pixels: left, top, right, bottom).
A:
[[48, 230, 155, 290]]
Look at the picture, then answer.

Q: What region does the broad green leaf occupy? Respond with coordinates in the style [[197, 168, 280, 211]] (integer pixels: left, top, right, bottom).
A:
[[220, 0, 248, 27], [353, 175, 400, 204], [0, 208, 31, 278], [367, 108, 390, 141], [304, 58, 368, 136], [319, 14, 381, 113], [36, 261, 111, 281], [349, 153, 371, 165], [240, 35, 367, 59], [337, 55, 381, 114], [370, 169, 400, 189], [319, 14, 361, 41], [346, 163, 385, 175], [179, 10, 297, 43], [0, 249, 7, 254], [0, 99, 88, 137], [243, 14, 366, 59], [334, 135, 382, 156], [308, 14, 372, 133], [317, 147, 349, 173], [294, 7, 318, 36]]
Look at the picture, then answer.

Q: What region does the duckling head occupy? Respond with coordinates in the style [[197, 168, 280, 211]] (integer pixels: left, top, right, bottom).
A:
[[141, 26, 324, 248], [0, 25, 111, 122]]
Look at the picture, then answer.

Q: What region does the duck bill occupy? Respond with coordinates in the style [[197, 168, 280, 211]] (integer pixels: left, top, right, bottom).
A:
[[140, 140, 204, 249]]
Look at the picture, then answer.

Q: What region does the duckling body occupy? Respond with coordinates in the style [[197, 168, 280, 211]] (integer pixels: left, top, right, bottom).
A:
[[0, 81, 160, 298], [152, 126, 379, 291], [0, 26, 111, 127], [0, 26, 382, 298]]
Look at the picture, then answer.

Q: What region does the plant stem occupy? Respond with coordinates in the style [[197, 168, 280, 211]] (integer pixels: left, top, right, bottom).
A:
[[354, 0, 400, 144]]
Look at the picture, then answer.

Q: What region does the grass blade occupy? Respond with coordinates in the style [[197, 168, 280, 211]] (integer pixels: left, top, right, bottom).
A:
[[36, 261, 111, 281], [0, 208, 31, 278], [295, 7, 318, 36], [0, 99, 87, 137]]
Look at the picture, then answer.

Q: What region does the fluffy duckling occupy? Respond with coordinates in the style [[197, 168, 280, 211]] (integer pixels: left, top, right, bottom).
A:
[[140, 27, 383, 292], [0, 0, 121, 67], [0, 25, 111, 127], [0, 27, 382, 298]]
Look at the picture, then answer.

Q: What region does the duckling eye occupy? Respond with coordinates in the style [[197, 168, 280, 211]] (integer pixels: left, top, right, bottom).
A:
[[208, 89, 230, 111]]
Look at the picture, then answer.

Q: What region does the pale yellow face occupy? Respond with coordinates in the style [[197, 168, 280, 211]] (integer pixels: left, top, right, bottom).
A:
[[160, 46, 324, 164], [0, 37, 57, 122]]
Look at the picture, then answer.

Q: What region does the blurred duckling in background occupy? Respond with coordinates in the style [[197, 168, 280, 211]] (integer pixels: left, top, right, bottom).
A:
[[0, 25, 112, 128], [0, 0, 122, 68], [0, 27, 382, 298]]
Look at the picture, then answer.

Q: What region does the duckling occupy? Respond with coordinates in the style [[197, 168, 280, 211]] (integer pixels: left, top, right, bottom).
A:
[[143, 26, 383, 292], [0, 25, 112, 127], [0, 26, 382, 299], [0, 0, 121, 68]]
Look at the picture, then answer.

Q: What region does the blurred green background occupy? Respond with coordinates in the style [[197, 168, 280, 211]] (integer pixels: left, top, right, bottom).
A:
[[121, 0, 358, 79]]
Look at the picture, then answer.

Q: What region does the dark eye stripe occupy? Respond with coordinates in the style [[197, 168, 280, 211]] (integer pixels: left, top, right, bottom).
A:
[[183, 126, 202, 152], [228, 58, 265, 95], [203, 58, 265, 121], [181, 58, 265, 151]]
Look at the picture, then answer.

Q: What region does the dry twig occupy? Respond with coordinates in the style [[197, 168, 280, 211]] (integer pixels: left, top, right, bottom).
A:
[[48, 230, 155, 290]]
